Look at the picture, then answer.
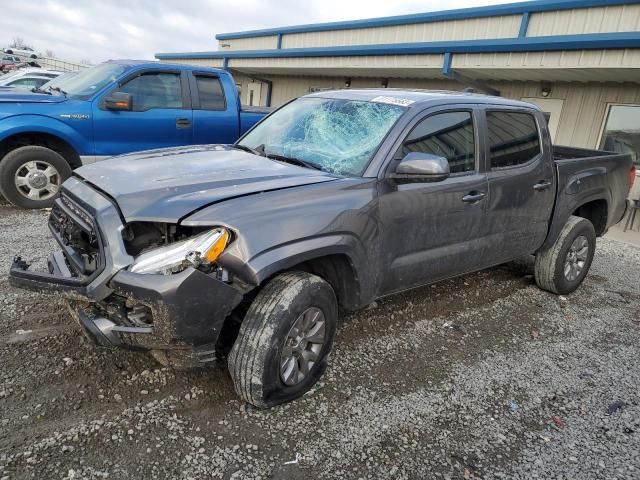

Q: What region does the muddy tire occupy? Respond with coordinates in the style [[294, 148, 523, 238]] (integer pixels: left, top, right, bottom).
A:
[[0, 146, 71, 209], [228, 271, 337, 408], [534, 216, 596, 295]]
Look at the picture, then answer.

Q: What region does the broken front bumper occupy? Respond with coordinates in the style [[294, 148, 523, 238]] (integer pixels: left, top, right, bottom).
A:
[[9, 252, 243, 360]]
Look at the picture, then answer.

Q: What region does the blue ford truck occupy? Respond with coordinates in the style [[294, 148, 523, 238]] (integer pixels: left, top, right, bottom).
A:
[[0, 60, 269, 209]]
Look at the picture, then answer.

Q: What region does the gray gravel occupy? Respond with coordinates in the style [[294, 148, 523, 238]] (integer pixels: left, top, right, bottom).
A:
[[1, 203, 639, 479]]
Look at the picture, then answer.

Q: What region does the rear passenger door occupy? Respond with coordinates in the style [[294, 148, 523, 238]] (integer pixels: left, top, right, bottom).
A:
[[483, 108, 555, 262], [189, 73, 239, 145]]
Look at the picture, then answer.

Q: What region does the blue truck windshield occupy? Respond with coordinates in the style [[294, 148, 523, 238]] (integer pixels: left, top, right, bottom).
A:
[[51, 63, 126, 98], [238, 97, 406, 176]]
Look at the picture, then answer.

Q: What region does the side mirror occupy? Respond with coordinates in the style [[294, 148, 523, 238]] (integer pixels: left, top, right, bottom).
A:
[[103, 92, 132, 111], [391, 152, 450, 181]]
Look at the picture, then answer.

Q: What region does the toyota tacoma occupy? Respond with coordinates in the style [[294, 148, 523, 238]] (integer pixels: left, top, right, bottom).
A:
[[9, 90, 635, 407]]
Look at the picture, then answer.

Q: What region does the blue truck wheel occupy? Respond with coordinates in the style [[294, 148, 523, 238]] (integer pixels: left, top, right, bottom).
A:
[[0, 146, 72, 209]]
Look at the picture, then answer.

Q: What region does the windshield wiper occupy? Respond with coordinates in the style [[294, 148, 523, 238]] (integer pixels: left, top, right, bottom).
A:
[[231, 144, 263, 156], [50, 86, 67, 97], [266, 153, 324, 171]]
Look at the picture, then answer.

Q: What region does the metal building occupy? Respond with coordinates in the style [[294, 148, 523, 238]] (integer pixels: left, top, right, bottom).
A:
[[156, 0, 640, 167]]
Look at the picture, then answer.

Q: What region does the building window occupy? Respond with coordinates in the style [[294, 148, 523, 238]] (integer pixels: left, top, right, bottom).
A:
[[397, 111, 475, 174], [600, 104, 640, 167], [487, 111, 541, 169]]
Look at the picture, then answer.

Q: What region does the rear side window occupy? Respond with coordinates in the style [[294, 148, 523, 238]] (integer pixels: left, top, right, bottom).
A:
[[396, 111, 475, 173], [195, 75, 225, 110], [487, 112, 541, 168]]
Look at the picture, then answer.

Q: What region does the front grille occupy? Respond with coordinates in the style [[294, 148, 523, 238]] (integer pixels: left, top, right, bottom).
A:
[[49, 195, 103, 276]]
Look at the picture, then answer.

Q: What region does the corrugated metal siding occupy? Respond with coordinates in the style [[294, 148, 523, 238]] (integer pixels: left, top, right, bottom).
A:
[[230, 54, 444, 70], [452, 50, 640, 69], [159, 58, 225, 68], [218, 35, 278, 50], [281, 15, 521, 49], [527, 4, 640, 36]]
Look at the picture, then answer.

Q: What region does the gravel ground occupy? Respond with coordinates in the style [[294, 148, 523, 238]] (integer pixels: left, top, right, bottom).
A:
[[1, 203, 639, 480]]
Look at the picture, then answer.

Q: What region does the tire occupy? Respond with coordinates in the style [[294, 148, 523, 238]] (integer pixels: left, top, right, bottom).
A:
[[228, 271, 338, 408], [0, 146, 72, 209], [5, 49, 12, 54], [534, 215, 596, 295]]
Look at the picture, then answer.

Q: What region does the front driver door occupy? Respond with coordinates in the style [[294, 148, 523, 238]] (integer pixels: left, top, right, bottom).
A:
[[378, 107, 490, 295], [92, 70, 192, 156]]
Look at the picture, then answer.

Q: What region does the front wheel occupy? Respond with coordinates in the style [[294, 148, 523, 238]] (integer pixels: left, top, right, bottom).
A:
[[534, 215, 596, 295], [228, 272, 338, 408], [0, 146, 72, 209]]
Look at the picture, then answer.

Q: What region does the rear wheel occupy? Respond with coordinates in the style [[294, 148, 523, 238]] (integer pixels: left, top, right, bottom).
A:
[[228, 271, 337, 408], [0, 146, 72, 209], [534, 215, 596, 294]]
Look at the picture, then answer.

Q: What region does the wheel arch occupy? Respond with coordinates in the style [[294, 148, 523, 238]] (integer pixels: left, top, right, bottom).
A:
[[0, 130, 81, 169], [539, 194, 609, 252]]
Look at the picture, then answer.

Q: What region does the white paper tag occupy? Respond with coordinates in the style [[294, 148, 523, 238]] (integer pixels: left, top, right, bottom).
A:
[[371, 96, 415, 107]]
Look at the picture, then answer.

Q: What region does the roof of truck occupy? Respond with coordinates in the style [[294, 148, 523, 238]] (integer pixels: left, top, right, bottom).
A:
[[105, 59, 226, 74], [304, 88, 541, 110]]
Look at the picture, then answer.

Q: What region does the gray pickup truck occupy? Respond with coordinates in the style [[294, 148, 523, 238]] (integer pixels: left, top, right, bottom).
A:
[[10, 90, 635, 408]]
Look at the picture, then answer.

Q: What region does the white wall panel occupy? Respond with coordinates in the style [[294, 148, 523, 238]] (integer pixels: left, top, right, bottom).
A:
[[281, 15, 521, 49], [527, 4, 640, 36]]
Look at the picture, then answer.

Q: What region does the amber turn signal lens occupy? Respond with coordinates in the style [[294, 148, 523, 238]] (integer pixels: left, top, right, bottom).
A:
[[205, 229, 229, 263]]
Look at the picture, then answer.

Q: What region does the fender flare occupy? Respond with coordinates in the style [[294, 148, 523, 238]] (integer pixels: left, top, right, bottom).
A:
[[0, 115, 86, 159], [221, 233, 371, 308]]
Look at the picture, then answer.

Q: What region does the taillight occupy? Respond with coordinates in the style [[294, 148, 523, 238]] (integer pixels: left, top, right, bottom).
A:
[[631, 165, 637, 189]]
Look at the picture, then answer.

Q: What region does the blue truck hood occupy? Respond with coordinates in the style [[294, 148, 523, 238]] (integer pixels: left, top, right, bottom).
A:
[[0, 90, 67, 103], [74, 145, 339, 222]]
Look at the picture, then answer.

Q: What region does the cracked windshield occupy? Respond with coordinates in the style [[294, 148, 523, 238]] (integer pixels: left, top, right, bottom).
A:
[[237, 97, 406, 175]]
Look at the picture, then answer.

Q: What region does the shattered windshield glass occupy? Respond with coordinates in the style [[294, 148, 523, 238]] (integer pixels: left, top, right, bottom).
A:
[[237, 97, 406, 176]]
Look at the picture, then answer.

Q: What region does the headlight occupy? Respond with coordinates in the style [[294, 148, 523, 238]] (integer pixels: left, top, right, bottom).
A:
[[129, 228, 229, 275]]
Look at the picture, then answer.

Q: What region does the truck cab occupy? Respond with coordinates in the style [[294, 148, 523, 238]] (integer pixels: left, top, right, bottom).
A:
[[0, 60, 269, 209]]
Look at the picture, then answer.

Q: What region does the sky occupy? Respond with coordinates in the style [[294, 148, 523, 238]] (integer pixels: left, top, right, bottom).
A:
[[0, 0, 527, 64]]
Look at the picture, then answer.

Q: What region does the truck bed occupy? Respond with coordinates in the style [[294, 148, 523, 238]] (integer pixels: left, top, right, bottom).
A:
[[543, 144, 634, 250]]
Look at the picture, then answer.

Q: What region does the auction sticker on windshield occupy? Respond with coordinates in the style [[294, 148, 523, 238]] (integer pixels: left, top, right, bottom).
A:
[[371, 96, 415, 107]]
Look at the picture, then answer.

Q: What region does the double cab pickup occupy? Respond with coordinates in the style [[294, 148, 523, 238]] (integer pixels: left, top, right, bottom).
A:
[[10, 90, 635, 407]]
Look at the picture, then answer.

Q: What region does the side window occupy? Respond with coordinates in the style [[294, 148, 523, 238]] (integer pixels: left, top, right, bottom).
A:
[[195, 75, 226, 110], [396, 111, 475, 173], [115, 72, 182, 111], [487, 111, 541, 168]]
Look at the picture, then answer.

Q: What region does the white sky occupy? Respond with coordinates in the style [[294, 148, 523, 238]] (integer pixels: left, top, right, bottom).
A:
[[1, 0, 527, 63]]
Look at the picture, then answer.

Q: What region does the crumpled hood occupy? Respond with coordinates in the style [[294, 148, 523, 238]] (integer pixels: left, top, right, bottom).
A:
[[0, 89, 67, 103], [75, 145, 339, 222]]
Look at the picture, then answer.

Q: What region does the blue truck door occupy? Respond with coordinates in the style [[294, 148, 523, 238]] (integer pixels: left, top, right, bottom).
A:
[[92, 69, 192, 156], [188, 72, 239, 145]]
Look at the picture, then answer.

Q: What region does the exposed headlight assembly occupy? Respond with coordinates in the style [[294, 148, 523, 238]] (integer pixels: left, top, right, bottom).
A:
[[129, 229, 229, 275]]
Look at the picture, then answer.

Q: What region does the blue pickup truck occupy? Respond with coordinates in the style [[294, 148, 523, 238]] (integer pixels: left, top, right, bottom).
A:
[[0, 60, 269, 209]]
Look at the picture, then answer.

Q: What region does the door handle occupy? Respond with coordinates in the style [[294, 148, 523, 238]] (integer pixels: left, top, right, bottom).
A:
[[176, 118, 191, 129], [533, 180, 552, 191], [462, 192, 486, 203]]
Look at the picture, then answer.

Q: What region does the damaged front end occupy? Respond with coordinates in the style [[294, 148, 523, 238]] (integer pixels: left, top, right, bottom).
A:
[[9, 177, 246, 367]]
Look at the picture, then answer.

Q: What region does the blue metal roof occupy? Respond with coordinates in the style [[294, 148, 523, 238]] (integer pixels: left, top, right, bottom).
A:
[[214, 0, 640, 40], [155, 31, 640, 60]]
